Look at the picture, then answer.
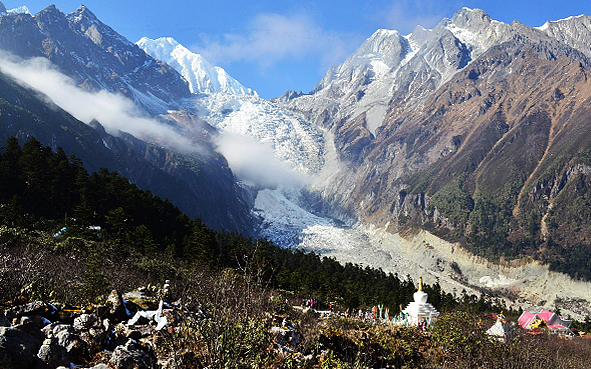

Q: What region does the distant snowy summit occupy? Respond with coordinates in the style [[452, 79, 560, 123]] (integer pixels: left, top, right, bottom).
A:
[[137, 36, 324, 176], [137, 37, 255, 96], [0, 1, 30, 16]]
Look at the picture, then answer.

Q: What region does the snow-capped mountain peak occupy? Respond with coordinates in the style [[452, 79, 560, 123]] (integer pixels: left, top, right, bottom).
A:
[[0, 1, 29, 16], [535, 14, 591, 58], [137, 36, 255, 96], [8, 5, 29, 14]]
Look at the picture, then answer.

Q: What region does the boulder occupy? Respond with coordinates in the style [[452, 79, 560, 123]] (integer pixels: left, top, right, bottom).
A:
[[114, 322, 142, 341], [5, 301, 48, 320], [109, 339, 156, 369], [0, 326, 41, 369], [55, 329, 88, 363], [271, 326, 301, 346], [37, 338, 70, 368], [80, 327, 108, 355], [13, 316, 47, 341], [107, 290, 128, 322], [0, 311, 8, 327], [87, 364, 108, 369], [44, 322, 75, 337], [73, 313, 99, 331]]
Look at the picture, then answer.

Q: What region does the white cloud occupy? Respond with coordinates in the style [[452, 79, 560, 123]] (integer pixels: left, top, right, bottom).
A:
[[0, 52, 197, 153], [194, 12, 353, 71], [214, 133, 309, 189]]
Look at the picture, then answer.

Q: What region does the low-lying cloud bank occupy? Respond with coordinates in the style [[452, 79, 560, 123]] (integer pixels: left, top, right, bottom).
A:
[[0, 51, 196, 153], [215, 133, 310, 189], [0, 50, 311, 189]]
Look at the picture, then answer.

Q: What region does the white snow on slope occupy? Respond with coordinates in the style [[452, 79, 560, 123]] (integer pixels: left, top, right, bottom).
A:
[[0, 4, 29, 16], [8, 5, 29, 14], [137, 37, 254, 96], [192, 93, 325, 175], [137, 37, 326, 176]]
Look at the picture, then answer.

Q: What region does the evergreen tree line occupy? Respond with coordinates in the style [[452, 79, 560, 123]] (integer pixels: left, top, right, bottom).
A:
[[0, 136, 512, 316]]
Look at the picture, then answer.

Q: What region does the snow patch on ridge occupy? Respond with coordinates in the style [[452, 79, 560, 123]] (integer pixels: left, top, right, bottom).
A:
[[137, 37, 255, 96], [8, 5, 29, 14]]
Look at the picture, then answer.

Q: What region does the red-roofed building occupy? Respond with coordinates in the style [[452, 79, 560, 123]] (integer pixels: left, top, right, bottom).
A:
[[518, 309, 573, 334]]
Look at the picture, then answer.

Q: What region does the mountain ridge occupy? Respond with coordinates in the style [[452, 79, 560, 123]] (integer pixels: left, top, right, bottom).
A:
[[3, 3, 591, 313], [0, 4, 191, 114], [0, 4, 256, 234], [271, 7, 591, 282], [137, 36, 256, 96]]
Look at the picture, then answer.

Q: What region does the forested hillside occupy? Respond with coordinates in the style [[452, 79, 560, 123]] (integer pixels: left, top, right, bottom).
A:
[[4, 137, 591, 368], [0, 136, 465, 312]]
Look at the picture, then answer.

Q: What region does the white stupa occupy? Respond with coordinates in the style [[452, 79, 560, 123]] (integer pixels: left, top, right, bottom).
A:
[[402, 277, 440, 325]]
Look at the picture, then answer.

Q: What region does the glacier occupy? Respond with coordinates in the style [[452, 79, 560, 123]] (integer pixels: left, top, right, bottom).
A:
[[137, 37, 326, 176]]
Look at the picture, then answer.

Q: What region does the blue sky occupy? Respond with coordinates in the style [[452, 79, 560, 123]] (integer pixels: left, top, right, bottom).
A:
[[5, 0, 590, 99]]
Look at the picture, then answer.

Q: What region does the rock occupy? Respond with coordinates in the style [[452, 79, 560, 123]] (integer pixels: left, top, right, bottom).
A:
[[13, 316, 46, 342], [42, 322, 74, 338], [55, 329, 88, 363], [87, 364, 108, 369], [103, 318, 111, 331], [114, 323, 142, 341], [20, 316, 32, 325], [37, 338, 70, 368], [271, 326, 301, 346], [0, 326, 41, 369], [80, 327, 108, 355], [109, 339, 156, 369], [6, 301, 48, 320], [73, 314, 98, 331], [53, 323, 75, 336], [107, 290, 128, 322], [0, 311, 8, 327]]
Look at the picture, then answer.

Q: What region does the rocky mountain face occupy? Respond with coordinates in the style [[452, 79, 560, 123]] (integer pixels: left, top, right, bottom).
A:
[[0, 4, 190, 114], [279, 8, 591, 278], [2, 1, 591, 282], [0, 3, 255, 234], [0, 66, 253, 232]]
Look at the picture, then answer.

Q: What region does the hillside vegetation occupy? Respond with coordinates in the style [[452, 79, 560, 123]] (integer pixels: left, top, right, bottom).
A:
[[2, 137, 591, 368]]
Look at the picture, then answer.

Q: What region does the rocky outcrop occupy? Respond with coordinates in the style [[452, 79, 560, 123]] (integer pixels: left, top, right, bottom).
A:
[[0, 289, 175, 369], [0, 5, 190, 113], [277, 8, 591, 274], [0, 326, 41, 369], [109, 339, 157, 369]]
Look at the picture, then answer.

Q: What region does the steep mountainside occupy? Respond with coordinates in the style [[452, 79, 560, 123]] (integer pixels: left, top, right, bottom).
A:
[[3, 1, 591, 284], [0, 3, 255, 233], [0, 4, 190, 114], [279, 9, 591, 279], [137, 36, 254, 96], [136, 37, 326, 175], [0, 67, 253, 232]]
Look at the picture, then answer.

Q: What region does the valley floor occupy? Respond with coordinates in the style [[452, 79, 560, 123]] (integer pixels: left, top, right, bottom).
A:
[[255, 188, 591, 321]]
